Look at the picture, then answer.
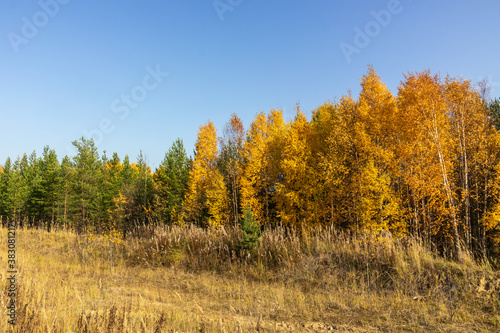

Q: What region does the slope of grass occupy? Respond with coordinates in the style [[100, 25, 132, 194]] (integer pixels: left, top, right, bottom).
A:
[[1, 224, 499, 332]]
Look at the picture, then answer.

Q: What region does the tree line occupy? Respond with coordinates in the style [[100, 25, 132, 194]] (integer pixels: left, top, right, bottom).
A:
[[1, 67, 500, 260], [0, 138, 189, 234]]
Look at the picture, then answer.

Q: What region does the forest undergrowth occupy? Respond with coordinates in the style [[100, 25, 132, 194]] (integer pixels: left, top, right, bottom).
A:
[[1, 223, 499, 332]]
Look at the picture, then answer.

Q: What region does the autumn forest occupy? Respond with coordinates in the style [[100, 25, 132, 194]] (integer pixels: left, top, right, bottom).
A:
[[2, 67, 500, 262]]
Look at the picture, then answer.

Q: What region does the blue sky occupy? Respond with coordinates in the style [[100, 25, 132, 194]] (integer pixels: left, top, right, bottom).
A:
[[1, 0, 499, 168]]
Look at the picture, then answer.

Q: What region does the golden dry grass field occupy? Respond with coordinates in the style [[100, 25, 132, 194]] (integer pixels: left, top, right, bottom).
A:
[[1, 225, 499, 332]]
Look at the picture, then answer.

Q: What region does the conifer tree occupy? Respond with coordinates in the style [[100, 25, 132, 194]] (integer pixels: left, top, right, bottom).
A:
[[12, 155, 30, 223], [39, 146, 60, 228], [153, 138, 190, 224], [238, 205, 261, 256], [0, 158, 13, 219], [101, 152, 124, 227], [133, 151, 154, 223], [70, 137, 102, 231], [57, 156, 72, 225], [487, 98, 500, 130]]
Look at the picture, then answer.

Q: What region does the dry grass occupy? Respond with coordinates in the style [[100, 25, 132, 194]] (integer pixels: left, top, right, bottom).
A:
[[0, 224, 499, 332]]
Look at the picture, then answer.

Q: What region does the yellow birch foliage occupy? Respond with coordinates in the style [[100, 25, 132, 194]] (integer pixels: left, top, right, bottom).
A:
[[110, 191, 132, 226], [479, 131, 500, 251], [240, 112, 268, 224], [358, 66, 397, 167], [240, 109, 285, 225], [355, 67, 403, 234], [310, 98, 358, 227], [308, 68, 402, 233], [483, 157, 500, 248], [205, 170, 228, 228], [184, 121, 228, 227], [275, 110, 314, 226], [356, 160, 401, 234], [397, 71, 461, 249]]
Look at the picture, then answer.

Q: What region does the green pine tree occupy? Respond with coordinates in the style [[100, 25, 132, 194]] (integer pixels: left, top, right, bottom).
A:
[[57, 156, 73, 226], [488, 98, 500, 130], [238, 206, 261, 257], [40, 146, 61, 228], [153, 138, 190, 224], [0, 158, 13, 220], [70, 137, 103, 231]]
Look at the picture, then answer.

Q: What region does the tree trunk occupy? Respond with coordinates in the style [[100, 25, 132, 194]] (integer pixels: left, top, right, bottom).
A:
[[482, 169, 489, 258], [433, 116, 462, 262]]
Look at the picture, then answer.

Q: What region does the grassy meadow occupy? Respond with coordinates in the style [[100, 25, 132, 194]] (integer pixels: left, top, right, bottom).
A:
[[1, 224, 499, 332]]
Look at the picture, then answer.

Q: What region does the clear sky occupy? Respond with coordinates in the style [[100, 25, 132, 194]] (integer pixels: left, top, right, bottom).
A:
[[1, 0, 499, 168]]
